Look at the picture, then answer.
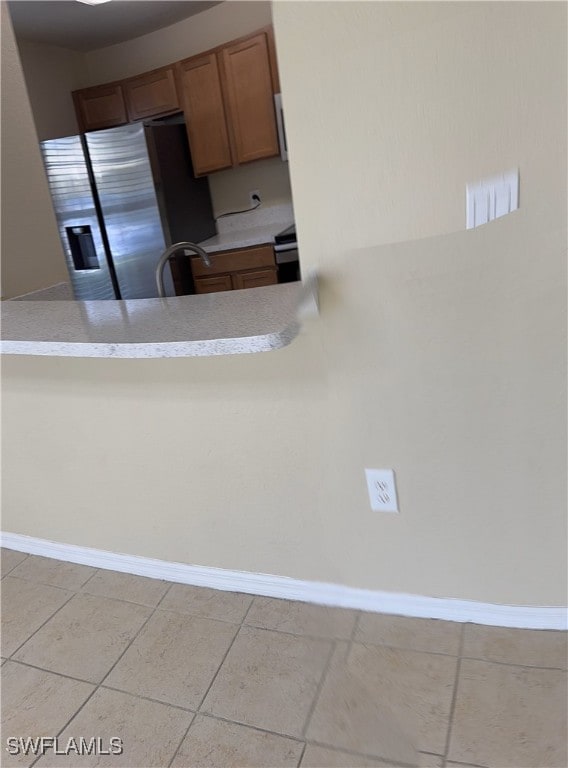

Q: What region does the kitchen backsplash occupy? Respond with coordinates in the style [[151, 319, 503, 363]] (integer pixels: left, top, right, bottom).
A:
[[215, 202, 294, 234], [207, 156, 293, 219]]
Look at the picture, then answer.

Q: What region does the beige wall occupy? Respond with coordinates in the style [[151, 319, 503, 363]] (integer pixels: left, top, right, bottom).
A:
[[276, 1, 566, 254], [0, 2, 67, 298], [83, 1, 273, 83], [2, 1, 566, 607], [16, 40, 86, 141]]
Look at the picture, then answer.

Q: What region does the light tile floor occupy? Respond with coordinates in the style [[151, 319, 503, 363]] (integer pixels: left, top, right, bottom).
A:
[[1, 549, 566, 768]]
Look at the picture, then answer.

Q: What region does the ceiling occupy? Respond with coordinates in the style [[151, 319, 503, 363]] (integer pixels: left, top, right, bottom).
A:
[[8, 1, 222, 52]]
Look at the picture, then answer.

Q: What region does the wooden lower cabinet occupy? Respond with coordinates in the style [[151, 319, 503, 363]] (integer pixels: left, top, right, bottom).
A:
[[194, 274, 233, 294], [232, 268, 277, 290], [191, 244, 277, 294]]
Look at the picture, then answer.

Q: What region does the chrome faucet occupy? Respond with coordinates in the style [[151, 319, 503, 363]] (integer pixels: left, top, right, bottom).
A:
[[155, 242, 212, 298]]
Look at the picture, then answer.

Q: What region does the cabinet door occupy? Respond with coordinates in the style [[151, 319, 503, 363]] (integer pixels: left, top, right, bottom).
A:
[[194, 274, 233, 294], [220, 32, 279, 165], [73, 84, 127, 133], [176, 54, 232, 176], [123, 67, 179, 122], [232, 268, 278, 290], [191, 244, 275, 278]]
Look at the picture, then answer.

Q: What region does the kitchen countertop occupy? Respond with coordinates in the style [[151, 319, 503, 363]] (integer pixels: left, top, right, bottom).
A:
[[1, 277, 318, 358], [12, 282, 74, 301], [198, 222, 292, 254]]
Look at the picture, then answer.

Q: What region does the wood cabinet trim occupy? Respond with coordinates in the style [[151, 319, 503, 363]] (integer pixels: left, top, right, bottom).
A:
[[215, 47, 238, 166], [72, 83, 128, 133], [219, 32, 279, 165], [191, 244, 275, 278], [71, 25, 280, 141], [232, 267, 278, 290], [175, 53, 233, 175], [122, 65, 180, 122], [194, 274, 233, 293], [123, 64, 175, 85], [177, 26, 279, 90], [72, 26, 280, 172]]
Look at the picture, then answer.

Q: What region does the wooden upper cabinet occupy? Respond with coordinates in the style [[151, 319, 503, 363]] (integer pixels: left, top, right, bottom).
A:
[[176, 53, 233, 176], [177, 28, 280, 175], [123, 66, 179, 122], [72, 84, 128, 133], [71, 27, 281, 171], [220, 32, 279, 165]]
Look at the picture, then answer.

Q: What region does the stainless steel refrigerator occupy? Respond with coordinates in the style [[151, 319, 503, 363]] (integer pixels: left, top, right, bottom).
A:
[[41, 119, 216, 300]]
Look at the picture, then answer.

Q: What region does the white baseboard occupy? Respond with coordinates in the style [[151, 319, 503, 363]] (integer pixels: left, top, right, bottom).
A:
[[1, 532, 566, 630]]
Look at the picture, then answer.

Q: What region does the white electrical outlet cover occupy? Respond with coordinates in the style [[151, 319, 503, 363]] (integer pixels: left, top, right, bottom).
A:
[[365, 468, 399, 513]]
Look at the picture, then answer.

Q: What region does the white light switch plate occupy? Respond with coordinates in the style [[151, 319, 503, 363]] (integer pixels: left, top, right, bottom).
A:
[[466, 169, 519, 229], [365, 468, 399, 513]]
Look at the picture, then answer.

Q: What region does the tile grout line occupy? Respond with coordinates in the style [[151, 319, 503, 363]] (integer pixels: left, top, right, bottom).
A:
[[4, 658, 95, 686], [195, 624, 243, 713], [418, 750, 447, 764], [3, 573, 78, 594], [452, 654, 567, 673], [166, 712, 197, 768], [29, 582, 176, 768], [236, 618, 361, 645], [0, 551, 30, 577], [6, 571, 176, 611], [190, 710, 306, 744], [347, 608, 361, 663], [296, 741, 307, 767], [76, 566, 102, 590], [349, 610, 362, 643], [442, 622, 466, 767], [240, 594, 257, 626], [300, 638, 337, 740], [29, 687, 100, 768], [353, 637, 462, 660], [7, 591, 76, 660], [78, 585, 174, 611], [167, 603, 253, 767], [166, 708, 312, 768], [99, 684, 194, 715], [4, 664, 197, 718], [303, 739, 419, 768], [7, 556, 98, 591]]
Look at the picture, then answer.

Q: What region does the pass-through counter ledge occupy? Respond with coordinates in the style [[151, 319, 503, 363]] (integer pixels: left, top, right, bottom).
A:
[[1, 273, 318, 359]]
